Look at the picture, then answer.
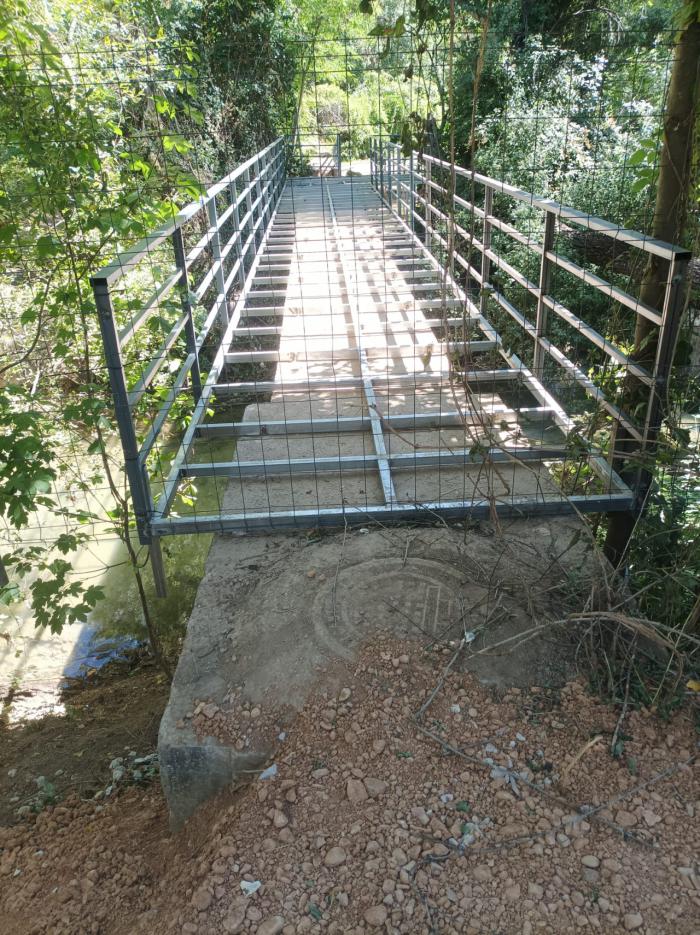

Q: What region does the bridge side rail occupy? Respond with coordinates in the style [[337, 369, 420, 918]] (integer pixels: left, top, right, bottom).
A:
[[369, 139, 690, 499], [90, 138, 287, 558]]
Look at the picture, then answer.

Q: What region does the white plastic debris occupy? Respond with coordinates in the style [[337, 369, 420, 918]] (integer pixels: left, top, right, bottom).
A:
[[464, 630, 476, 643], [484, 743, 498, 754], [516, 732, 526, 742], [259, 764, 277, 781], [240, 880, 262, 896], [277, 731, 287, 741], [450, 704, 461, 714], [439, 792, 454, 804]]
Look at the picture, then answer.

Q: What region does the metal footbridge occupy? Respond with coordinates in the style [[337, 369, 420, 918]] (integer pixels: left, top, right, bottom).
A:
[[91, 137, 689, 590]]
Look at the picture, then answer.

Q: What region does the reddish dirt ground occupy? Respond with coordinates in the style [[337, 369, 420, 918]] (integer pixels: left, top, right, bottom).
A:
[[1, 637, 698, 935]]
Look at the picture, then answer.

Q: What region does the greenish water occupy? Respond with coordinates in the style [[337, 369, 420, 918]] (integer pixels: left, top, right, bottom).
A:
[[91, 436, 236, 654]]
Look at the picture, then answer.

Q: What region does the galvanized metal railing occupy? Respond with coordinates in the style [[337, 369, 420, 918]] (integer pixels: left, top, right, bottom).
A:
[[90, 138, 286, 589], [370, 138, 691, 495]]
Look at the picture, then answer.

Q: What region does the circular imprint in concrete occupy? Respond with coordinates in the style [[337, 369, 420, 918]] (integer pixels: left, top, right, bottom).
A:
[[313, 557, 490, 658]]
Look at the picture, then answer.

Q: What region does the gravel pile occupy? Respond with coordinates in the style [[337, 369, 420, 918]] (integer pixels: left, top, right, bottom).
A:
[[1, 636, 698, 935]]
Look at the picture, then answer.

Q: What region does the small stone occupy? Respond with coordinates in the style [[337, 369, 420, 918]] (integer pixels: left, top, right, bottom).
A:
[[615, 810, 637, 828], [642, 809, 661, 827], [250, 707, 261, 719], [191, 888, 212, 911], [581, 855, 600, 869], [372, 739, 386, 754], [364, 778, 388, 798], [182, 925, 198, 934], [346, 778, 368, 803], [201, 703, 218, 719], [411, 807, 430, 826], [339, 688, 352, 702], [311, 768, 329, 779], [623, 913, 643, 931], [473, 865, 492, 883], [222, 907, 246, 933], [468, 708, 477, 718], [528, 883, 543, 898], [256, 917, 285, 935], [364, 906, 388, 927], [504, 883, 520, 901], [307, 569, 316, 578], [272, 809, 288, 828], [324, 847, 347, 868]]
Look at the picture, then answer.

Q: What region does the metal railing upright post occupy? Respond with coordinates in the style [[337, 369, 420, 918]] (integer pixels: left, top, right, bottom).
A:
[[387, 143, 393, 209], [172, 226, 202, 403], [424, 157, 432, 253], [206, 194, 229, 328], [479, 185, 494, 318], [379, 139, 384, 198], [242, 165, 255, 272], [252, 157, 264, 249], [409, 150, 416, 234], [395, 147, 402, 220], [229, 177, 247, 291], [533, 211, 556, 378], [642, 254, 691, 452], [91, 276, 154, 545]]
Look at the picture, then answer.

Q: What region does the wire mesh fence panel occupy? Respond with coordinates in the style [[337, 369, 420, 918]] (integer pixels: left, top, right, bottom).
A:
[[1, 21, 697, 611]]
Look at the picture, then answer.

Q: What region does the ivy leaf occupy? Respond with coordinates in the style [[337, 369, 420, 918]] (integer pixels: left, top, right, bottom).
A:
[[162, 134, 192, 154], [36, 234, 60, 257]]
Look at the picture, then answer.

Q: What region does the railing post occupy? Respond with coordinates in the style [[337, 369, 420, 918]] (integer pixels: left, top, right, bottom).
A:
[[253, 157, 264, 248], [229, 177, 247, 291], [479, 185, 493, 318], [533, 210, 556, 379], [335, 133, 342, 177], [260, 153, 274, 230], [91, 276, 153, 546], [243, 165, 255, 267], [395, 148, 402, 221], [379, 139, 384, 198], [206, 195, 229, 328], [172, 226, 202, 403], [642, 254, 691, 452], [387, 144, 393, 208], [424, 156, 433, 253], [409, 150, 416, 234]]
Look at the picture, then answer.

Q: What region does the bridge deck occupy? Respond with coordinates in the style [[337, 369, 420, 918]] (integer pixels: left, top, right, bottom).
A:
[[187, 176, 629, 527]]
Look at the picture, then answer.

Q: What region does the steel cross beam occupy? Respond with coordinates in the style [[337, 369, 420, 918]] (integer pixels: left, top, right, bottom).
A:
[[324, 178, 397, 506]]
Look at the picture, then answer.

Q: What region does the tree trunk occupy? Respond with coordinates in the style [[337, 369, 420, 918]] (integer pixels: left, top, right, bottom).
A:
[[604, 8, 700, 567]]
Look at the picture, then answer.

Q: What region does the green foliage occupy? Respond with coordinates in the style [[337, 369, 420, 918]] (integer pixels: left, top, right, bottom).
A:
[[0, 387, 56, 528]]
